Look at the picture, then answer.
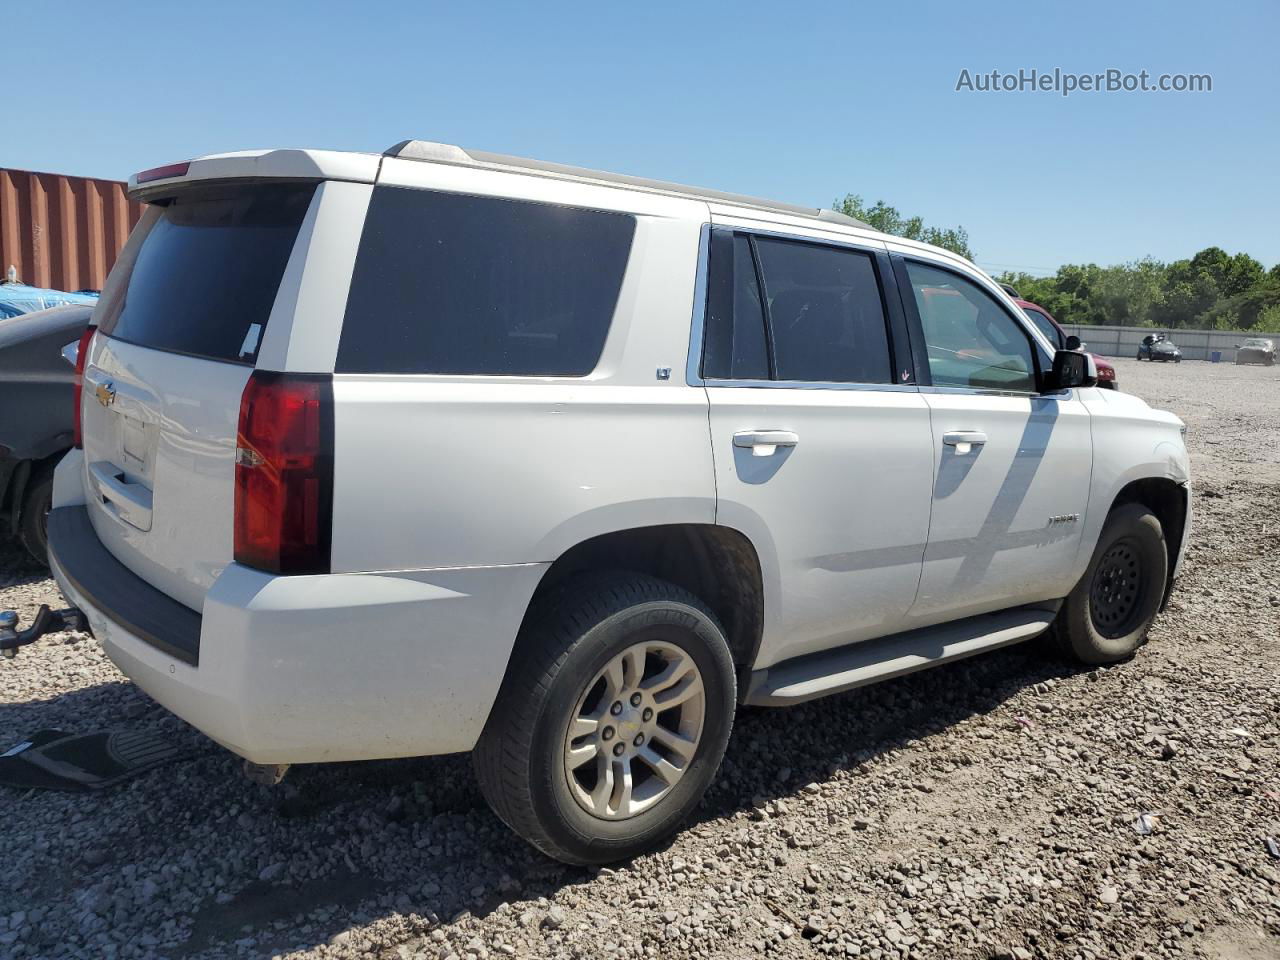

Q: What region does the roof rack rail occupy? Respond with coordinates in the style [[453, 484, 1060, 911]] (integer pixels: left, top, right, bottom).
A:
[[383, 140, 870, 229]]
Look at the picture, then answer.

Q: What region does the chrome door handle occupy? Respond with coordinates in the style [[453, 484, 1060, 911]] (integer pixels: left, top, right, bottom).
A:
[[733, 430, 799, 457], [942, 430, 987, 455]]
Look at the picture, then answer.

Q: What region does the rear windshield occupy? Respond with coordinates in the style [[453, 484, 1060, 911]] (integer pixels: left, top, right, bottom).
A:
[[99, 183, 315, 364], [336, 187, 635, 376]]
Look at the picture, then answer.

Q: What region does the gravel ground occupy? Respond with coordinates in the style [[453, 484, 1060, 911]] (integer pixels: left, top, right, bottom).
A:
[[2, 357, 1278, 960]]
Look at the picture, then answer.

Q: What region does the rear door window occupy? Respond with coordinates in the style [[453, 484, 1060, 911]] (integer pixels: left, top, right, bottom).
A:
[[702, 232, 770, 380], [337, 187, 635, 376], [99, 183, 315, 364], [754, 237, 893, 384]]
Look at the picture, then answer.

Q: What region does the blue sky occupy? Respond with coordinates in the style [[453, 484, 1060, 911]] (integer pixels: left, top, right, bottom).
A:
[[7, 0, 1277, 273]]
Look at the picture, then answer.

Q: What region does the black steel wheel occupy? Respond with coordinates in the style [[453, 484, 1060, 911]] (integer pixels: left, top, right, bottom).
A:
[[1089, 539, 1147, 637], [1052, 503, 1169, 664]]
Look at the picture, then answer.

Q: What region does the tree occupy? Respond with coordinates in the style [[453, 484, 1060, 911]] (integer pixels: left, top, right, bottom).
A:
[[833, 194, 974, 259], [1201, 278, 1280, 331], [1158, 255, 1223, 328], [1186, 247, 1264, 299], [995, 247, 1280, 333]]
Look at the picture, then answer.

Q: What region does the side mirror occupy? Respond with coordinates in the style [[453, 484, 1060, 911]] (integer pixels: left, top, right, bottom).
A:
[[1064, 335, 1081, 351], [1045, 349, 1097, 392]]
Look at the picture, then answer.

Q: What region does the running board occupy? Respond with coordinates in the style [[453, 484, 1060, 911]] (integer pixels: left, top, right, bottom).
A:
[[743, 607, 1058, 707]]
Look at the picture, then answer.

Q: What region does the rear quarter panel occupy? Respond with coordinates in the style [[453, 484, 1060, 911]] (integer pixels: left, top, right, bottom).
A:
[[324, 164, 715, 571], [329, 380, 717, 570]]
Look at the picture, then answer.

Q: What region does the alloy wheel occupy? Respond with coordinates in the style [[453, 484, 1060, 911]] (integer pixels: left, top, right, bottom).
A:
[[563, 640, 705, 820]]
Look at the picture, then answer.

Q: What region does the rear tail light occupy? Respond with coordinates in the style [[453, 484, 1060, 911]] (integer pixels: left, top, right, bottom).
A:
[[233, 372, 333, 574], [72, 325, 97, 449]]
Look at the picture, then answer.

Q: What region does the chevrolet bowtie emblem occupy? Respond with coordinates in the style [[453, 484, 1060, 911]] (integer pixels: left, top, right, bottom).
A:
[[95, 381, 116, 408]]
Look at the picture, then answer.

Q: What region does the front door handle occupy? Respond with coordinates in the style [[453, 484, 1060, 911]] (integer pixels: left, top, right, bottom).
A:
[[942, 430, 988, 455], [733, 430, 799, 457]]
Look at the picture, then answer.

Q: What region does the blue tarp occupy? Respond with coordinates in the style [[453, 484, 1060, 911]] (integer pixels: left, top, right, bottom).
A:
[[0, 283, 98, 320]]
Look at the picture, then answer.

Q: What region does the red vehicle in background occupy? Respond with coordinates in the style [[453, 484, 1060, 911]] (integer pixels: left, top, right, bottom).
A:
[[999, 286, 1118, 389]]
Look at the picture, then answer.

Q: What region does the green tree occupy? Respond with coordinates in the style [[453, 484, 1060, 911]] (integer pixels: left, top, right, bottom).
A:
[[1157, 255, 1223, 328], [1186, 247, 1264, 299], [1202, 278, 1280, 331], [996, 248, 1278, 331], [833, 194, 974, 259]]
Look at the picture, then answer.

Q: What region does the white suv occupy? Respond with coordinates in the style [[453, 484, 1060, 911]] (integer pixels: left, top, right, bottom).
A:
[[47, 140, 1190, 864]]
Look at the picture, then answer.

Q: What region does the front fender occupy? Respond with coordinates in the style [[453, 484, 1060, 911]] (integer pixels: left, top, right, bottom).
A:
[[1073, 389, 1190, 585]]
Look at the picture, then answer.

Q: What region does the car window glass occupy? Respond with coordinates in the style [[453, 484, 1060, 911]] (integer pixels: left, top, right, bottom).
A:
[[702, 233, 769, 380], [753, 237, 892, 384], [906, 261, 1037, 392], [1022, 308, 1062, 349], [338, 187, 634, 375], [102, 183, 314, 364]]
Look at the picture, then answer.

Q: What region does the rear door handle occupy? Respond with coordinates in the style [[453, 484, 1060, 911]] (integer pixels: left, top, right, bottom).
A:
[[942, 430, 988, 455], [733, 430, 799, 457]]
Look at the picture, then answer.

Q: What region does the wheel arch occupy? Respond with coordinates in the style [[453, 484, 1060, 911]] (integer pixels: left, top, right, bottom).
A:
[[4, 448, 66, 537], [1108, 476, 1189, 609], [522, 523, 766, 678]]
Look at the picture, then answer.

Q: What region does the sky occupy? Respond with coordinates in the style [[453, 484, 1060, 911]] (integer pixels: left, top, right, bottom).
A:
[[6, 0, 1277, 274]]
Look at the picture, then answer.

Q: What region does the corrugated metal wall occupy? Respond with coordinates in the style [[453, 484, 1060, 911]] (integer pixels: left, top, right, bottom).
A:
[[0, 168, 143, 293]]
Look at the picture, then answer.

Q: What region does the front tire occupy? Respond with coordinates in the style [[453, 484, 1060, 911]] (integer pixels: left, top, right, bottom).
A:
[[1054, 503, 1168, 664], [473, 573, 736, 864]]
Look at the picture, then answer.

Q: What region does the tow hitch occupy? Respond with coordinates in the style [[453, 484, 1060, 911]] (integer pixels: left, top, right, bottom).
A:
[[0, 605, 87, 659]]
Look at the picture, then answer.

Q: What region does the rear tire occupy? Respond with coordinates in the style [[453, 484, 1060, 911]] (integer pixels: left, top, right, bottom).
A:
[[18, 471, 54, 566], [1053, 503, 1167, 664], [473, 572, 736, 864]]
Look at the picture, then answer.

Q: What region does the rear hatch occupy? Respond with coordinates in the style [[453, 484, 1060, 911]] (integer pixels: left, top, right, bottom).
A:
[[80, 182, 316, 611]]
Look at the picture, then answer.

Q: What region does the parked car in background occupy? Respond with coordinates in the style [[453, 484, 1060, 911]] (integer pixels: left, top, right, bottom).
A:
[[0, 280, 98, 319], [0, 304, 92, 563], [1138, 334, 1182, 362], [1016, 299, 1118, 389], [37, 141, 1189, 864], [1235, 337, 1275, 365]]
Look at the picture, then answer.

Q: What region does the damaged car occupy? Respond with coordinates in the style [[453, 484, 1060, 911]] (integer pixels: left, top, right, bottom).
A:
[[0, 304, 92, 564], [1235, 337, 1275, 366]]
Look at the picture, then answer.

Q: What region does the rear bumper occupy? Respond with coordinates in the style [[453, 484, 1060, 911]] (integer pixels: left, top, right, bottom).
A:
[[49, 505, 547, 764]]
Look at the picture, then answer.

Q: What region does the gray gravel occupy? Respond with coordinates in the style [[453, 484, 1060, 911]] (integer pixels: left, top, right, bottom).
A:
[[2, 357, 1278, 960]]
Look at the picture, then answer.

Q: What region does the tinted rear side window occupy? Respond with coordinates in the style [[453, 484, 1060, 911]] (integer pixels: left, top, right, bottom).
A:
[[754, 237, 893, 384], [337, 187, 635, 376], [101, 183, 314, 363], [702, 232, 770, 380]]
